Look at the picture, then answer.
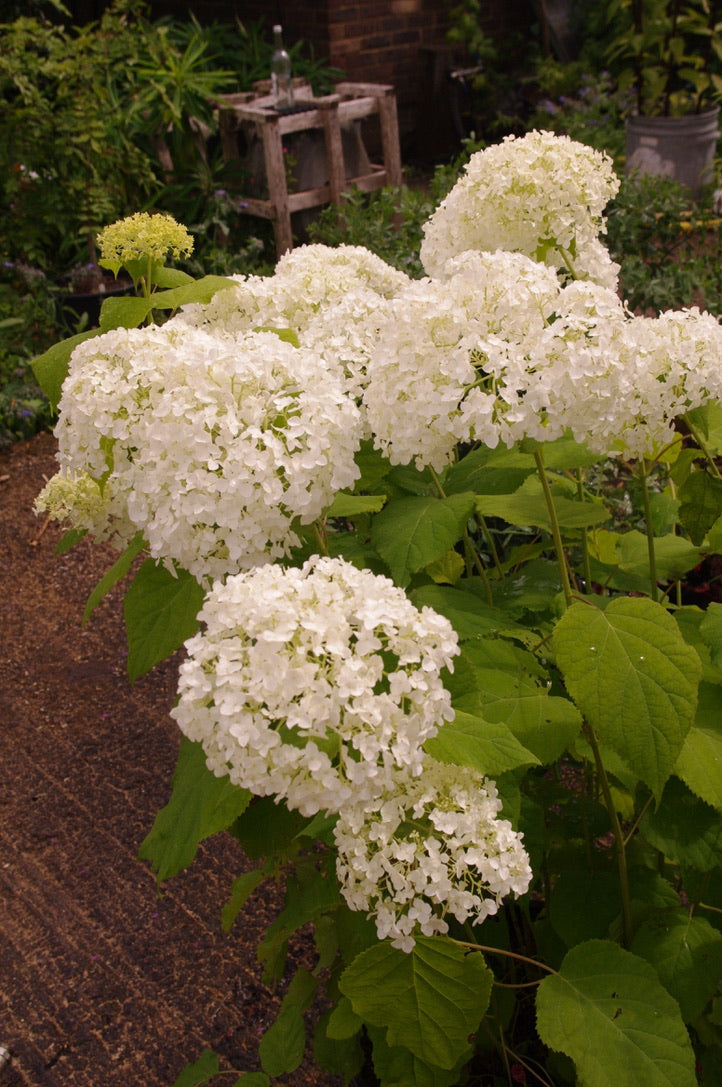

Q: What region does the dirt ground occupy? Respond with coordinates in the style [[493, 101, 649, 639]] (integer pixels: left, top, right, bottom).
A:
[[0, 431, 343, 1087]]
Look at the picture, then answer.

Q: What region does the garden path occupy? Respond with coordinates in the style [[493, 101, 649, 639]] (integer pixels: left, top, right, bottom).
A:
[[0, 431, 338, 1087]]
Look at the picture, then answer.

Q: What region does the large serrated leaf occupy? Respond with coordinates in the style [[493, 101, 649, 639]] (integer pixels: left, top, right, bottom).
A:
[[98, 294, 153, 332], [83, 531, 145, 623], [641, 775, 722, 872], [138, 737, 251, 883], [325, 492, 387, 517], [171, 1049, 220, 1087], [674, 681, 722, 811], [632, 909, 722, 1022], [474, 475, 610, 531], [553, 597, 701, 799], [259, 1006, 306, 1077], [410, 584, 517, 639], [536, 939, 697, 1087], [339, 936, 492, 1070], [32, 328, 100, 407], [371, 494, 475, 586], [424, 710, 539, 776], [259, 969, 318, 1076], [149, 274, 237, 310], [123, 558, 205, 682], [678, 470, 722, 545], [367, 1024, 469, 1087]]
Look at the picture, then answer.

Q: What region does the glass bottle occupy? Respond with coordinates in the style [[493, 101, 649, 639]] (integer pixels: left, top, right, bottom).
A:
[[271, 24, 294, 110]]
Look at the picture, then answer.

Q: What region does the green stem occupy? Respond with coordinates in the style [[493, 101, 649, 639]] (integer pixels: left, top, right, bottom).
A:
[[534, 447, 573, 608], [575, 468, 593, 591], [587, 726, 633, 948], [638, 460, 659, 602], [453, 938, 557, 976], [683, 414, 722, 479], [463, 529, 493, 606], [313, 521, 329, 556], [477, 513, 503, 578]]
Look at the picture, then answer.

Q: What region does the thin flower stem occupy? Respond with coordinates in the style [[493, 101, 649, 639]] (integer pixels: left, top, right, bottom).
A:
[[428, 465, 447, 499], [623, 792, 655, 848], [534, 447, 573, 608], [575, 468, 593, 590], [638, 460, 659, 602], [463, 529, 494, 605], [698, 901, 722, 916], [587, 726, 633, 948], [477, 513, 504, 578], [313, 521, 329, 556], [683, 415, 722, 479], [452, 938, 558, 976]]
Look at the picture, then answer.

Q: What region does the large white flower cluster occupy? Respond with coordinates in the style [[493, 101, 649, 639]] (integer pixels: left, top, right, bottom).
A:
[[38, 323, 362, 581], [172, 556, 460, 817], [363, 251, 562, 470], [174, 244, 407, 398], [334, 759, 533, 952], [364, 259, 722, 469], [420, 130, 620, 288]]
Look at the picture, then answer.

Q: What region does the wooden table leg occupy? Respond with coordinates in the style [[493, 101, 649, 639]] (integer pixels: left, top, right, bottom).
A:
[[261, 115, 293, 256]]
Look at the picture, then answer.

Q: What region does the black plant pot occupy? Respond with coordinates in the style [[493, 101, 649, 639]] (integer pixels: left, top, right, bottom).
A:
[[56, 274, 133, 329]]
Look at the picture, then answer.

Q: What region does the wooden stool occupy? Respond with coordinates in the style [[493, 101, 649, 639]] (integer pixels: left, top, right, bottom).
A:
[[218, 82, 403, 257]]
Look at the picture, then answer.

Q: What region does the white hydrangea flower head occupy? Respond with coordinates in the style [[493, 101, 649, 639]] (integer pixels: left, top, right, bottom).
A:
[[363, 254, 561, 469], [363, 277, 479, 471], [174, 244, 407, 396], [511, 288, 722, 458], [420, 130, 620, 287], [172, 557, 460, 817], [334, 758, 532, 952], [50, 323, 362, 581], [483, 279, 633, 451], [610, 306, 722, 458], [273, 243, 410, 304]]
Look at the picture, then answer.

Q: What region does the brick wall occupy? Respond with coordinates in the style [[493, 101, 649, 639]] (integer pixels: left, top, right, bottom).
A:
[[71, 0, 535, 150]]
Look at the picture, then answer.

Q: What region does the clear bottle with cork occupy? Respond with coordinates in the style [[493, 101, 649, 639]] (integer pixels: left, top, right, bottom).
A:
[[270, 24, 294, 110]]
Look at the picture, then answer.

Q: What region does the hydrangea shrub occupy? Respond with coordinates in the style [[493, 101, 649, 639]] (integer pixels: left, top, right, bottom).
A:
[[32, 140, 722, 1087]]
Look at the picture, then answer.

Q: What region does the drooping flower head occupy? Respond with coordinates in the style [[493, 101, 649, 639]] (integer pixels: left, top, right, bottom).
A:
[[172, 557, 460, 817], [420, 130, 620, 288], [334, 758, 532, 952]]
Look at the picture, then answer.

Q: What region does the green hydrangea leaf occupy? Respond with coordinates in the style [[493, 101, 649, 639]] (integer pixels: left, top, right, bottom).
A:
[[32, 328, 100, 407], [371, 494, 475, 587], [425, 709, 539, 776], [674, 682, 722, 811], [171, 1049, 220, 1086], [259, 1006, 306, 1077], [98, 294, 153, 332], [124, 558, 205, 682], [367, 1024, 470, 1087], [536, 939, 697, 1087], [339, 936, 492, 1070], [678, 470, 722, 545], [641, 775, 722, 871], [553, 597, 701, 799], [138, 737, 251, 883], [632, 909, 722, 1022]]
